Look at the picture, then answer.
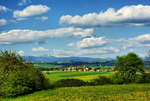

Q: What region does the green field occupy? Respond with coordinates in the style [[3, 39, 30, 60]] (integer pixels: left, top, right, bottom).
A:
[[1, 84, 150, 101], [44, 71, 113, 81], [34, 63, 62, 68]]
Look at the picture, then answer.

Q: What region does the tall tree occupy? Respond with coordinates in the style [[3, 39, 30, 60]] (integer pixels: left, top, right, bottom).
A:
[[113, 52, 145, 84]]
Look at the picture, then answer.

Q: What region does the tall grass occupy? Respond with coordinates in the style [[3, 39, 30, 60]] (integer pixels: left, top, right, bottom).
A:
[[1, 84, 150, 101]]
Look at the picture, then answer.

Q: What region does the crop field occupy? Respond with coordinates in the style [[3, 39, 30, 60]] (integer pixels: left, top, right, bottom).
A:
[[43, 71, 113, 81], [1, 84, 150, 101]]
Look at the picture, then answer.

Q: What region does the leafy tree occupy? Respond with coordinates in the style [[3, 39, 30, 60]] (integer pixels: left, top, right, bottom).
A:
[[0, 50, 51, 98], [113, 52, 145, 84]]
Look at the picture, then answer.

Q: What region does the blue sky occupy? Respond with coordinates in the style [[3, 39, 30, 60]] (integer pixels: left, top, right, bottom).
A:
[[0, 0, 150, 58]]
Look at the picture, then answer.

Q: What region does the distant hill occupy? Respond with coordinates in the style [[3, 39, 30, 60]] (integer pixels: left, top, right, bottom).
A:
[[22, 55, 115, 62]]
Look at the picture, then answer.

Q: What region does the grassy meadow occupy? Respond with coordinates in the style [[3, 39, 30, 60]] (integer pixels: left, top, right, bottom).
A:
[[43, 71, 113, 81], [1, 71, 150, 101], [1, 84, 150, 101]]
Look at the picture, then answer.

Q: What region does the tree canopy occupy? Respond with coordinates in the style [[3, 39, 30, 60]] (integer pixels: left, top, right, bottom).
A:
[[113, 52, 145, 83]]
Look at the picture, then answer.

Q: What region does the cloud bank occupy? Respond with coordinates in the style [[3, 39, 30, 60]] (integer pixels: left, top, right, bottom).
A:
[[52, 47, 120, 56], [13, 5, 50, 20], [32, 47, 49, 52], [53, 34, 150, 56], [60, 4, 150, 28], [0, 28, 93, 45]]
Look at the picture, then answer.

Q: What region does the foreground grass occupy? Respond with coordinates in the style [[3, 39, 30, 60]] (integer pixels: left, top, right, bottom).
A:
[[1, 84, 150, 101], [44, 71, 113, 81]]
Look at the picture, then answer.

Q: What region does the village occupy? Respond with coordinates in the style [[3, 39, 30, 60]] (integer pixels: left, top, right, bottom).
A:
[[58, 66, 113, 72]]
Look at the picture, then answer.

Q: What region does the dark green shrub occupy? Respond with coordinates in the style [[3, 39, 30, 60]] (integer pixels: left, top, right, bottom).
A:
[[112, 72, 127, 84], [1, 69, 52, 98], [91, 76, 113, 85], [135, 73, 150, 83], [145, 73, 150, 83], [25, 68, 52, 91], [1, 72, 33, 97], [53, 78, 87, 87]]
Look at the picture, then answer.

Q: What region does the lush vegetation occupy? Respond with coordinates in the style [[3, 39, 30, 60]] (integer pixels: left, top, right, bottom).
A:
[[0, 50, 51, 98], [1, 84, 150, 101], [0, 50, 150, 100]]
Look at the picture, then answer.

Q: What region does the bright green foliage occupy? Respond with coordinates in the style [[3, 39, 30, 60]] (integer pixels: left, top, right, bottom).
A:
[[113, 52, 145, 84], [0, 50, 51, 98]]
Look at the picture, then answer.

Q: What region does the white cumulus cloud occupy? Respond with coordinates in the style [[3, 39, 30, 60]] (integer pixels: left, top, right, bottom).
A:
[[109, 34, 150, 51], [0, 19, 7, 26], [0, 5, 10, 12], [119, 34, 150, 50], [13, 5, 50, 20], [18, 0, 32, 6], [32, 47, 49, 52], [138, 54, 146, 58], [0, 28, 93, 45], [36, 16, 48, 22], [60, 4, 150, 28], [129, 49, 134, 52], [68, 37, 114, 49], [18, 50, 25, 56], [129, 34, 150, 45]]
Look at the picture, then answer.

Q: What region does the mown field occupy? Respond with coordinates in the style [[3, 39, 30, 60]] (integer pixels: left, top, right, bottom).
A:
[[1, 84, 150, 101], [43, 71, 113, 81]]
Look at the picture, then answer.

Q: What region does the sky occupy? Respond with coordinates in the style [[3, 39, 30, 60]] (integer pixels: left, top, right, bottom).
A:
[[0, 0, 150, 58]]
